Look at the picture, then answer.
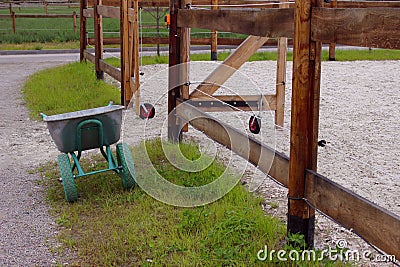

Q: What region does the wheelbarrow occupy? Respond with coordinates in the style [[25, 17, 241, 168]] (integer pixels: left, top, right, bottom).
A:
[[41, 102, 135, 202]]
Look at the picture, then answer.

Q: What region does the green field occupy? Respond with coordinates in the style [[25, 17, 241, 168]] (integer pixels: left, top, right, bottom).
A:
[[0, 5, 243, 45]]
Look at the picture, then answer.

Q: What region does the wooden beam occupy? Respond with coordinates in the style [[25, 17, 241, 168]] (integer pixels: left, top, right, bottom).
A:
[[337, 1, 400, 8], [97, 5, 120, 19], [305, 170, 400, 259], [99, 59, 121, 81], [94, 0, 104, 79], [120, 0, 132, 106], [179, 94, 276, 112], [190, 35, 269, 98], [178, 9, 294, 38], [274, 0, 289, 128], [133, 0, 140, 114], [80, 0, 88, 61], [288, 0, 322, 247], [83, 50, 95, 63], [175, 101, 289, 186], [83, 8, 93, 18], [311, 8, 400, 49]]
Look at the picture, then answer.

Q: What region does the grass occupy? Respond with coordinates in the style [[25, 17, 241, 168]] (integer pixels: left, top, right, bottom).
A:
[[22, 61, 120, 119], [38, 139, 350, 266]]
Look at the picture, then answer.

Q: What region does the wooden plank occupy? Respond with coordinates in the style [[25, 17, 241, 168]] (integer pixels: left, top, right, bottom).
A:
[[80, 0, 87, 61], [311, 8, 400, 49], [99, 59, 121, 81], [305, 170, 400, 259], [87, 37, 295, 46], [94, 0, 104, 79], [168, 0, 183, 142], [190, 35, 269, 98], [120, 0, 132, 106], [288, 0, 322, 246], [328, 0, 337, 61], [133, 0, 140, 114], [178, 9, 294, 38], [337, 1, 400, 8], [83, 50, 95, 63], [274, 0, 289, 128], [88, 0, 295, 8], [97, 5, 120, 19], [175, 101, 289, 186], [83, 8, 93, 18], [180, 94, 276, 112], [13, 14, 75, 18]]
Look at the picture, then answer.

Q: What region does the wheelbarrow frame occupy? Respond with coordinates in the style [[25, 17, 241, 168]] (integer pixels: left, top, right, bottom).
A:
[[42, 103, 135, 202]]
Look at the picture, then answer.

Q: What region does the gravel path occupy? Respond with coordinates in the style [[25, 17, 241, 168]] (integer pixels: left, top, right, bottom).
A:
[[0, 54, 78, 266]]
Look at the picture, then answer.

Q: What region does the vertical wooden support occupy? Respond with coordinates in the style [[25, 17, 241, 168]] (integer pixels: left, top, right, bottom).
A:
[[328, 0, 337, 61], [132, 0, 140, 113], [45, 1, 48, 15], [79, 0, 87, 62], [210, 0, 218, 61], [9, 3, 12, 14], [11, 11, 16, 34], [121, 0, 132, 106], [168, 0, 189, 142], [288, 0, 322, 247], [275, 1, 289, 128], [73, 11, 77, 33], [94, 0, 104, 79]]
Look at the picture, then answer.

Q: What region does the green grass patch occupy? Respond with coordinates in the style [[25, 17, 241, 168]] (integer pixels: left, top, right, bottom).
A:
[[38, 139, 350, 266], [22, 61, 120, 119]]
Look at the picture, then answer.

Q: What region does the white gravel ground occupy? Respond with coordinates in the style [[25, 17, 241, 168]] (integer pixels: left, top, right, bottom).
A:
[[0, 55, 398, 266]]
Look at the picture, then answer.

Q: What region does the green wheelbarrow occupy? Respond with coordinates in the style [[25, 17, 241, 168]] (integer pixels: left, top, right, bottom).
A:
[[41, 103, 135, 202]]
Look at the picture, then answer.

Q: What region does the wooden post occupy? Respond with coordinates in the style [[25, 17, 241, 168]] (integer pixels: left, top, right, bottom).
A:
[[45, 1, 48, 15], [168, 0, 189, 142], [156, 7, 161, 56], [79, 0, 87, 62], [9, 3, 12, 14], [94, 0, 104, 79], [328, 0, 337, 61], [121, 0, 132, 106], [68, 0, 71, 8], [210, 0, 218, 61], [288, 0, 322, 247], [133, 0, 140, 113], [11, 11, 16, 34], [275, 1, 288, 127], [73, 11, 77, 33]]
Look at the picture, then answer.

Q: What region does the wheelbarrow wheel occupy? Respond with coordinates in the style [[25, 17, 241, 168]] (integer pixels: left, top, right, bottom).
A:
[[58, 153, 78, 202], [116, 143, 136, 190]]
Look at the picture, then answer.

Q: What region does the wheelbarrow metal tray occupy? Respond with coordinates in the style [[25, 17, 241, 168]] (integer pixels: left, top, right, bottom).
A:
[[43, 105, 125, 153]]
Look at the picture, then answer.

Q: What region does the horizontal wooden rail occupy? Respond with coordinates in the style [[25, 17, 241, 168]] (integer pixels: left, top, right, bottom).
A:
[[305, 170, 400, 259], [88, 0, 293, 7], [83, 8, 93, 18], [337, 1, 400, 8], [87, 36, 294, 46], [97, 5, 120, 19], [0, 13, 77, 18], [99, 59, 121, 81], [176, 101, 289, 186], [311, 8, 400, 49], [177, 9, 294, 38], [83, 50, 95, 63], [182, 94, 276, 112]]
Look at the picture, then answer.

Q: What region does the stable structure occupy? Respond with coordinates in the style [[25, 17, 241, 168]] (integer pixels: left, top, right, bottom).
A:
[[79, 0, 400, 258], [167, 0, 400, 258]]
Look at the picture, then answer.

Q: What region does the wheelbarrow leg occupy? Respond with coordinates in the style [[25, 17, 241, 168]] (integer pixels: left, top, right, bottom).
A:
[[58, 153, 78, 202]]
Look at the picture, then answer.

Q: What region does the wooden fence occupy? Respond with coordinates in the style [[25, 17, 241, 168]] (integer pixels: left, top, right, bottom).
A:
[[80, 0, 400, 260], [167, 0, 400, 259]]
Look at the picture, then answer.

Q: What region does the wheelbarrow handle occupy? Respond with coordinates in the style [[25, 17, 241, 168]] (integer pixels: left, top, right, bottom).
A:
[[40, 113, 47, 119]]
